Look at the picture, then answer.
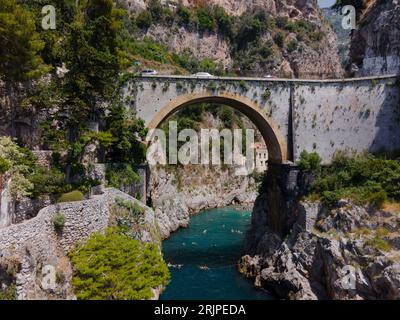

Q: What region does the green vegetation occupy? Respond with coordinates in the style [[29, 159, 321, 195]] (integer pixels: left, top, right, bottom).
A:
[[28, 166, 66, 199], [0, 157, 11, 174], [58, 190, 85, 203], [0, 137, 34, 198], [111, 197, 147, 238], [0, 137, 98, 200], [297, 151, 322, 173], [239, 80, 249, 92], [163, 103, 246, 133], [207, 80, 218, 91], [0, 1, 149, 200], [115, 197, 144, 215], [274, 32, 285, 48], [120, 34, 224, 75], [262, 89, 271, 100], [69, 228, 170, 300], [105, 102, 147, 165], [366, 236, 392, 252], [0, 257, 18, 300], [128, 1, 325, 76], [287, 40, 298, 53], [0, 284, 16, 300], [51, 213, 66, 231], [106, 164, 141, 189], [197, 6, 217, 32], [305, 152, 400, 208], [135, 10, 152, 29], [0, 0, 48, 81]]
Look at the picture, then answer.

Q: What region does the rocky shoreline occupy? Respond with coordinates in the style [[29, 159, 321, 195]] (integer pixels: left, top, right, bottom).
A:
[[239, 196, 400, 300]]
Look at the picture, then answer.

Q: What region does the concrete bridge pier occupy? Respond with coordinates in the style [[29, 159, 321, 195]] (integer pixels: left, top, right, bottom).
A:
[[263, 163, 314, 237]]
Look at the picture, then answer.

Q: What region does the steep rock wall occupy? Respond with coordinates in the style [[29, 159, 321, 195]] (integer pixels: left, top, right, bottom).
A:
[[350, 1, 400, 76], [241, 172, 400, 300], [128, 0, 344, 78]]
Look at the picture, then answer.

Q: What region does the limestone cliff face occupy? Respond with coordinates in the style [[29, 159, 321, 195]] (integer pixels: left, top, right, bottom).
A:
[[172, 0, 325, 20], [350, 1, 400, 76], [241, 191, 400, 300], [128, 0, 344, 78]]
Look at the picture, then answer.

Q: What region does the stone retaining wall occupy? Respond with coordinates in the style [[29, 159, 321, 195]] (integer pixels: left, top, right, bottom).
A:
[[0, 188, 157, 300]]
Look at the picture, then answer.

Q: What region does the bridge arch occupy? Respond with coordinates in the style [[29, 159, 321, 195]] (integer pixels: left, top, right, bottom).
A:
[[147, 91, 288, 164]]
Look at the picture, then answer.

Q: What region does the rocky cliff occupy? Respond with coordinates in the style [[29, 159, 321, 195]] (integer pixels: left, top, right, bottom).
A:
[[240, 192, 400, 300], [127, 0, 344, 78], [350, 0, 400, 76]]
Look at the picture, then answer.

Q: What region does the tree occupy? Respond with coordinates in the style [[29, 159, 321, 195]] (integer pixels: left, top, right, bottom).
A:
[[196, 7, 217, 33], [214, 6, 233, 37], [0, 0, 49, 136], [177, 3, 192, 26], [105, 102, 147, 165], [135, 10, 152, 29], [69, 228, 170, 300], [60, 0, 124, 137], [0, 136, 34, 198], [235, 14, 264, 49], [297, 150, 322, 173], [148, 0, 164, 21]]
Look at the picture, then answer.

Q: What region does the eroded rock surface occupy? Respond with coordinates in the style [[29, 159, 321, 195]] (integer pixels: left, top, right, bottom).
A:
[[350, 1, 400, 76], [240, 198, 400, 300], [128, 0, 344, 78]]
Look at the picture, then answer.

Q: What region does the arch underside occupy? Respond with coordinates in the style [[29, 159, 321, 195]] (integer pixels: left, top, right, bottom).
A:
[[147, 91, 288, 164]]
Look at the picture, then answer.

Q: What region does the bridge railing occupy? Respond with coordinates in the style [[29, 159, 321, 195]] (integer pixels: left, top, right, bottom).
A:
[[135, 74, 400, 84]]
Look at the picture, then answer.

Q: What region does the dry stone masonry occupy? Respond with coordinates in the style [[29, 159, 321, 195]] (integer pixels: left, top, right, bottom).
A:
[[0, 188, 159, 300]]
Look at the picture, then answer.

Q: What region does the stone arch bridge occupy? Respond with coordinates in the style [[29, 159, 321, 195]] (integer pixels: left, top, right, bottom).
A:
[[123, 74, 400, 165], [123, 74, 400, 235]]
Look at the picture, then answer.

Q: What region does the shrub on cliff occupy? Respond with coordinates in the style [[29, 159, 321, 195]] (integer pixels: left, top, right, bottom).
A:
[[196, 7, 217, 33], [176, 4, 192, 26], [0, 157, 10, 174], [51, 213, 66, 232], [0, 137, 34, 198], [297, 150, 322, 173], [135, 10, 152, 29], [106, 164, 141, 190], [28, 166, 66, 199], [69, 228, 170, 300], [308, 153, 400, 208]]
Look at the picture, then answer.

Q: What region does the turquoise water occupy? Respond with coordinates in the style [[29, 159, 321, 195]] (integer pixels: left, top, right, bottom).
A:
[[160, 207, 273, 300]]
